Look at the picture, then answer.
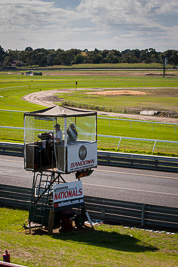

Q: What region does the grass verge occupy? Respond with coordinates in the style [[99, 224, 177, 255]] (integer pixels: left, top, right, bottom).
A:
[[19, 62, 174, 69], [0, 207, 178, 267]]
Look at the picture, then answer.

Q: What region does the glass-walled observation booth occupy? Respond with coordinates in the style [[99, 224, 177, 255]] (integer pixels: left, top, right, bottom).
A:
[[24, 106, 97, 174]]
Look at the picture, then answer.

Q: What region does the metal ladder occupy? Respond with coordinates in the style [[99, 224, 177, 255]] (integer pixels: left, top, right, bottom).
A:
[[29, 171, 63, 229]]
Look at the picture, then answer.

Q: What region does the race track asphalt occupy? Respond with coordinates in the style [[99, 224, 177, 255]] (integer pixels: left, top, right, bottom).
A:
[[0, 154, 178, 208]]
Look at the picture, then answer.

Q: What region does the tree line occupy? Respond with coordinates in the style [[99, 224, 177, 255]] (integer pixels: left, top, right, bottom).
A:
[[0, 46, 177, 67]]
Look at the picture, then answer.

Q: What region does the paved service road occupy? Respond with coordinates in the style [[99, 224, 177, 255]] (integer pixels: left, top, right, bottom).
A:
[[0, 154, 178, 208]]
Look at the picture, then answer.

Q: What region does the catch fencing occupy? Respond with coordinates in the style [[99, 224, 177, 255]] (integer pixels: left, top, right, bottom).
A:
[[99, 116, 178, 130], [98, 134, 178, 153], [0, 184, 178, 230]]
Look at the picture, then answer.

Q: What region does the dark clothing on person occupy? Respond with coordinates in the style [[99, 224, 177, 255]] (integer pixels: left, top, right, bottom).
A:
[[67, 123, 78, 144]]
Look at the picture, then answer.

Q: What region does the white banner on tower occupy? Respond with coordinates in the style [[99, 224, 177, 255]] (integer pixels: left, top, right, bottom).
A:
[[53, 181, 84, 211]]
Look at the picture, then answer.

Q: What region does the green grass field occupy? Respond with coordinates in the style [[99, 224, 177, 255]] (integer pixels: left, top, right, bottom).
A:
[[0, 71, 178, 155], [0, 72, 177, 111], [21, 62, 173, 69], [59, 87, 178, 114], [0, 207, 177, 267]]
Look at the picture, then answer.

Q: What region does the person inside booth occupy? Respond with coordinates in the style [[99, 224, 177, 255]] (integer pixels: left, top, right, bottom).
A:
[[54, 124, 62, 143], [67, 123, 78, 144]]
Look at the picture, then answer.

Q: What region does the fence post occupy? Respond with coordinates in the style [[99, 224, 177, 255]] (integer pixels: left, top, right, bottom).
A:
[[152, 140, 157, 153], [101, 208, 105, 219], [141, 204, 145, 227], [118, 137, 122, 149]]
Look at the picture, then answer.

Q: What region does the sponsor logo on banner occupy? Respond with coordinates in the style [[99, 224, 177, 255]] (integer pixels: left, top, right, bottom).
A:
[[53, 181, 84, 210], [67, 142, 97, 172], [70, 158, 95, 170], [79, 145, 87, 160]]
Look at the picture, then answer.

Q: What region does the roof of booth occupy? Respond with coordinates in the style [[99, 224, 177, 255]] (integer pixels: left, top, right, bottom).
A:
[[24, 105, 97, 117]]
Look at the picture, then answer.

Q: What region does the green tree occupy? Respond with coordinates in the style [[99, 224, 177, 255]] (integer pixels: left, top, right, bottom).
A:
[[25, 47, 33, 52], [93, 54, 103, 63], [163, 50, 178, 65], [0, 46, 6, 65], [106, 51, 119, 63], [74, 54, 85, 64]]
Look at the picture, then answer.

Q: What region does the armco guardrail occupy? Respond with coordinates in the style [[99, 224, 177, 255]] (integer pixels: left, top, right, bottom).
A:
[[0, 142, 24, 157], [0, 184, 178, 230], [98, 151, 178, 172], [0, 184, 31, 210], [0, 142, 178, 172]]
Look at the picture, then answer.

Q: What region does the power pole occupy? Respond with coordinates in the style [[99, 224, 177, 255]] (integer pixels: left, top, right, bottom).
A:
[[163, 57, 167, 78]]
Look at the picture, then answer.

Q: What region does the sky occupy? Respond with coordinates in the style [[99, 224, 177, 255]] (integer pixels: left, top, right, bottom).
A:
[[0, 0, 178, 52]]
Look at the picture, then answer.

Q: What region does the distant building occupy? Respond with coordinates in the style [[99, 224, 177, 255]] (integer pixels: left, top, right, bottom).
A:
[[25, 71, 42, 76], [33, 72, 42, 76], [25, 71, 33, 76]]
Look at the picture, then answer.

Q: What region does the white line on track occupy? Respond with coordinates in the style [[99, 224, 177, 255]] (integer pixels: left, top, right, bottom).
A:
[[82, 182, 178, 196], [96, 169, 178, 180], [1, 158, 178, 180]]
